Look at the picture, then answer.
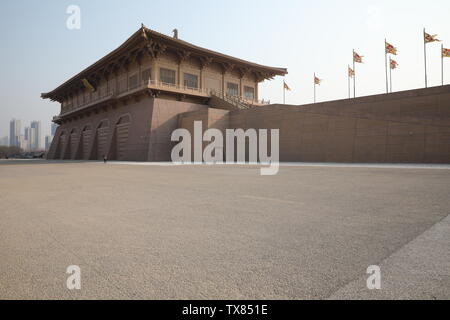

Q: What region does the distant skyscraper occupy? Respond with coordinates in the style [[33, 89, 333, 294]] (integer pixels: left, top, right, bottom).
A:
[[9, 119, 21, 147], [24, 127, 30, 151], [24, 127, 29, 149], [30, 121, 41, 150], [24, 127, 30, 140]]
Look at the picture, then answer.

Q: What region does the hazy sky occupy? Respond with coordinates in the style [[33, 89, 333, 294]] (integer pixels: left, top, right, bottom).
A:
[[1, 0, 449, 140]]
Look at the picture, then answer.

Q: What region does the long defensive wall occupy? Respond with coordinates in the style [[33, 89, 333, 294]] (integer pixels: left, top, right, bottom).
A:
[[179, 85, 450, 164]]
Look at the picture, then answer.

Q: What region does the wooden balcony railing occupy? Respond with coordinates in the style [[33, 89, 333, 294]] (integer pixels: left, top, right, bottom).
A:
[[55, 79, 270, 120]]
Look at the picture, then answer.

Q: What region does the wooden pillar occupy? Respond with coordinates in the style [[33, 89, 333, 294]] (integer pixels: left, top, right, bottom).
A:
[[138, 61, 142, 85], [104, 74, 109, 95], [199, 57, 212, 92], [178, 63, 182, 86], [115, 73, 119, 94], [222, 72, 225, 96], [153, 58, 159, 84], [239, 77, 243, 98]]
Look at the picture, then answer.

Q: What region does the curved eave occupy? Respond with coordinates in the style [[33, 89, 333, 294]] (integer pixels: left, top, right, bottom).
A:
[[145, 28, 288, 76], [41, 25, 288, 102]]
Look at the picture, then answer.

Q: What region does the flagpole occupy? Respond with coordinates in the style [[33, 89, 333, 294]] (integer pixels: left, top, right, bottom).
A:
[[389, 59, 393, 93], [424, 28, 428, 88], [314, 73, 316, 103], [353, 50, 356, 98], [385, 39, 389, 93], [348, 65, 350, 99], [283, 80, 285, 104], [442, 44, 444, 86]]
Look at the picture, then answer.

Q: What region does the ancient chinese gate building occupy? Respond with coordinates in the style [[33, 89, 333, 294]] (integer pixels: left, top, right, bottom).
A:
[[42, 25, 287, 161]]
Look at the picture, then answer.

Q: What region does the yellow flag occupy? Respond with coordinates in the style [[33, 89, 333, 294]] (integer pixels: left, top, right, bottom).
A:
[[385, 42, 398, 55]]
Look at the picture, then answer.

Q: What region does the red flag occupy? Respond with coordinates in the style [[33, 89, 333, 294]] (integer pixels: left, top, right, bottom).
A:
[[314, 76, 322, 85], [390, 58, 399, 70], [443, 48, 450, 58], [424, 32, 440, 43], [348, 67, 355, 78], [353, 51, 363, 63]]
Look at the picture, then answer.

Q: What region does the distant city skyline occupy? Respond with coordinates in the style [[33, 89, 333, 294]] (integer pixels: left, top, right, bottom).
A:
[[2, 118, 54, 146], [3, 118, 56, 151]]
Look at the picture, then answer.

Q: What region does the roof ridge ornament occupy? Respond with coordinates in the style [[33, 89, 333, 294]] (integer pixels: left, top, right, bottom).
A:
[[141, 24, 149, 42]]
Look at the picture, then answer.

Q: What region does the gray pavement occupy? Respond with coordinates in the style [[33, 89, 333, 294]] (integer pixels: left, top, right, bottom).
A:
[[0, 160, 449, 300]]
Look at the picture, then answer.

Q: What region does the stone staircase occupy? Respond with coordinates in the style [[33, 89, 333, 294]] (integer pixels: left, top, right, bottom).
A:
[[209, 92, 253, 111]]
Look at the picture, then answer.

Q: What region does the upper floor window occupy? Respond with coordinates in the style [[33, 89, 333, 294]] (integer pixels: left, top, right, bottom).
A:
[[141, 68, 151, 84], [244, 86, 255, 100], [227, 82, 239, 96], [160, 68, 176, 85], [184, 73, 198, 89]]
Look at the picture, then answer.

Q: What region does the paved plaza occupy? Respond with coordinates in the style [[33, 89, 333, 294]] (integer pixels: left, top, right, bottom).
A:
[[0, 160, 449, 299]]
